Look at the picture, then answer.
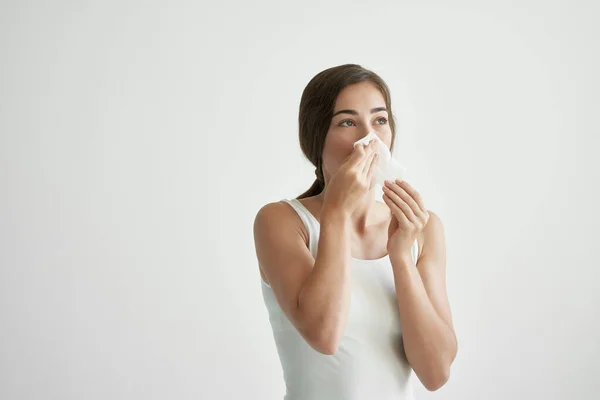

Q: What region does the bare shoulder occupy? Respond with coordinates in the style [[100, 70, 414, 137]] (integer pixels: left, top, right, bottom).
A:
[[423, 210, 444, 240], [253, 201, 310, 285], [253, 201, 307, 243], [418, 209, 445, 260]]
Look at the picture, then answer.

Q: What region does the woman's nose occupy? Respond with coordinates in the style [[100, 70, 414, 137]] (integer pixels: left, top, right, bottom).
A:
[[364, 118, 377, 134], [358, 128, 373, 140]]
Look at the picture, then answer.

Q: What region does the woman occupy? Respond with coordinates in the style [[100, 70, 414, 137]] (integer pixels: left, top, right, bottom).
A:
[[253, 64, 457, 399]]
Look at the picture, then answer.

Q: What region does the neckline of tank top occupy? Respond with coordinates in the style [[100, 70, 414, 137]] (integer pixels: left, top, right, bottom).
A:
[[287, 198, 391, 264]]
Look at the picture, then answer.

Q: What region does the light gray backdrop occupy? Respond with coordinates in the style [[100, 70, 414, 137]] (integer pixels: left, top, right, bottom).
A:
[[1, 1, 599, 399]]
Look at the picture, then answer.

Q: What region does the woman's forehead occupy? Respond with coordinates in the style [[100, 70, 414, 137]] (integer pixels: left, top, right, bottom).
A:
[[334, 82, 385, 110]]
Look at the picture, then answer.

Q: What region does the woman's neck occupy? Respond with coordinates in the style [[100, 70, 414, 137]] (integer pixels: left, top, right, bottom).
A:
[[350, 190, 385, 233], [315, 187, 386, 233]]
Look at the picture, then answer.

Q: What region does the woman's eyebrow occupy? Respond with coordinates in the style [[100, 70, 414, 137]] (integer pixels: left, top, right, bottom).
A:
[[332, 107, 388, 117]]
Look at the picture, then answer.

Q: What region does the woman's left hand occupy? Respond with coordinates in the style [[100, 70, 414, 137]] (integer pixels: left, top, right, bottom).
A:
[[382, 179, 430, 260]]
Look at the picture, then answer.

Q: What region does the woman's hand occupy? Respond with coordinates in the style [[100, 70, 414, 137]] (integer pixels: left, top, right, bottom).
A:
[[382, 179, 430, 260], [323, 140, 379, 217]]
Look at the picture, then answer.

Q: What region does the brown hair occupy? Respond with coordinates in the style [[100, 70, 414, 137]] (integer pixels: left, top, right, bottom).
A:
[[297, 64, 397, 199]]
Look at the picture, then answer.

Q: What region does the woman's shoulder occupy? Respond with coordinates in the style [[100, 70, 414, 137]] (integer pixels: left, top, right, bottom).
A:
[[416, 209, 443, 261], [254, 200, 293, 224], [253, 200, 309, 243]]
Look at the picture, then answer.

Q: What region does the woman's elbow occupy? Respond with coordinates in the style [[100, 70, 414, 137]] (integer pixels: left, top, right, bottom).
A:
[[301, 325, 341, 355], [420, 365, 450, 391], [313, 340, 339, 355], [307, 331, 340, 355]]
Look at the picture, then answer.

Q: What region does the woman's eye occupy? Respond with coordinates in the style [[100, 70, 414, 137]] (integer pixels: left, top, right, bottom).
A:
[[339, 118, 386, 127]]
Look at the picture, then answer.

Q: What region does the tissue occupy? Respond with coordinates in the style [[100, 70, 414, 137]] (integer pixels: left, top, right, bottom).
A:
[[353, 132, 407, 202]]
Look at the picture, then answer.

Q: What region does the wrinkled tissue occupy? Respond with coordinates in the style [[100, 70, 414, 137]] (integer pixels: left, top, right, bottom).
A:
[[353, 132, 408, 202]]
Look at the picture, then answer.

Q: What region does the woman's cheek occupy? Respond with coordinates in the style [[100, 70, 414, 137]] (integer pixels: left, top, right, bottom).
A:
[[377, 129, 393, 148], [326, 134, 353, 158]]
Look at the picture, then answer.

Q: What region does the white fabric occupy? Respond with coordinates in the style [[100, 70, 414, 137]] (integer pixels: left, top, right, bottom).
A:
[[353, 132, 408, 203], [260, 198, 418, 400]]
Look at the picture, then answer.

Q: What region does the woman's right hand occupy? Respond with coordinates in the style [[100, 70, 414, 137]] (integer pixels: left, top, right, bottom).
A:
[[322, 140, 379, 216]]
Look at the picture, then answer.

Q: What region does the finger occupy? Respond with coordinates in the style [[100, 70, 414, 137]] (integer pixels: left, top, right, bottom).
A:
[[384, 180, 422, 220], [346, 143, 368, 167], [365, 152, 378, 177], [366, 154, 379, 189], [354, 140, 376, 169], [361, 151, 377, 174], [382, 193, 410, 226], [395, 179, 426, 213], [382, 184, 417, 223]]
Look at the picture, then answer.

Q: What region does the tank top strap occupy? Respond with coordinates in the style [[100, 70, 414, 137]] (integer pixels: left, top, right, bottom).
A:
[[282, 198, 419, 263], [281, 198, 320, 258]]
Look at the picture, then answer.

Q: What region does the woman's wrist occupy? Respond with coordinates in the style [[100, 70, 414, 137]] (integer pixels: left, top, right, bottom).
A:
[[389, 251, 415, 269], [321, 204, 350, 229]]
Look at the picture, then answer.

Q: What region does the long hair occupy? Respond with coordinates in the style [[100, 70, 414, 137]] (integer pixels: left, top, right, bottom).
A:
[[297, 64, 397, 199]]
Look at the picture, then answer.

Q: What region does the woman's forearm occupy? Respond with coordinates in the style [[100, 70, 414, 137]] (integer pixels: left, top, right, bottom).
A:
[[297, 207, 352, 354], [390, 254, 457, 391]]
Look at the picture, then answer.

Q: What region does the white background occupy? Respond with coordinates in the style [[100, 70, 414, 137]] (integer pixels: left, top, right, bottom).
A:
[[1, 1, 599, 399]]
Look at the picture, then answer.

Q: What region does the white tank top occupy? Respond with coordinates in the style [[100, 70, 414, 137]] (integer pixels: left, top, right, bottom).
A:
[[260, 198, 418, 400]]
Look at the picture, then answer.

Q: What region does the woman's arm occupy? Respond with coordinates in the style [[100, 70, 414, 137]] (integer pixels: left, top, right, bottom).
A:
[[254, 201, 352, 355], [390, 211, 457, 391]]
